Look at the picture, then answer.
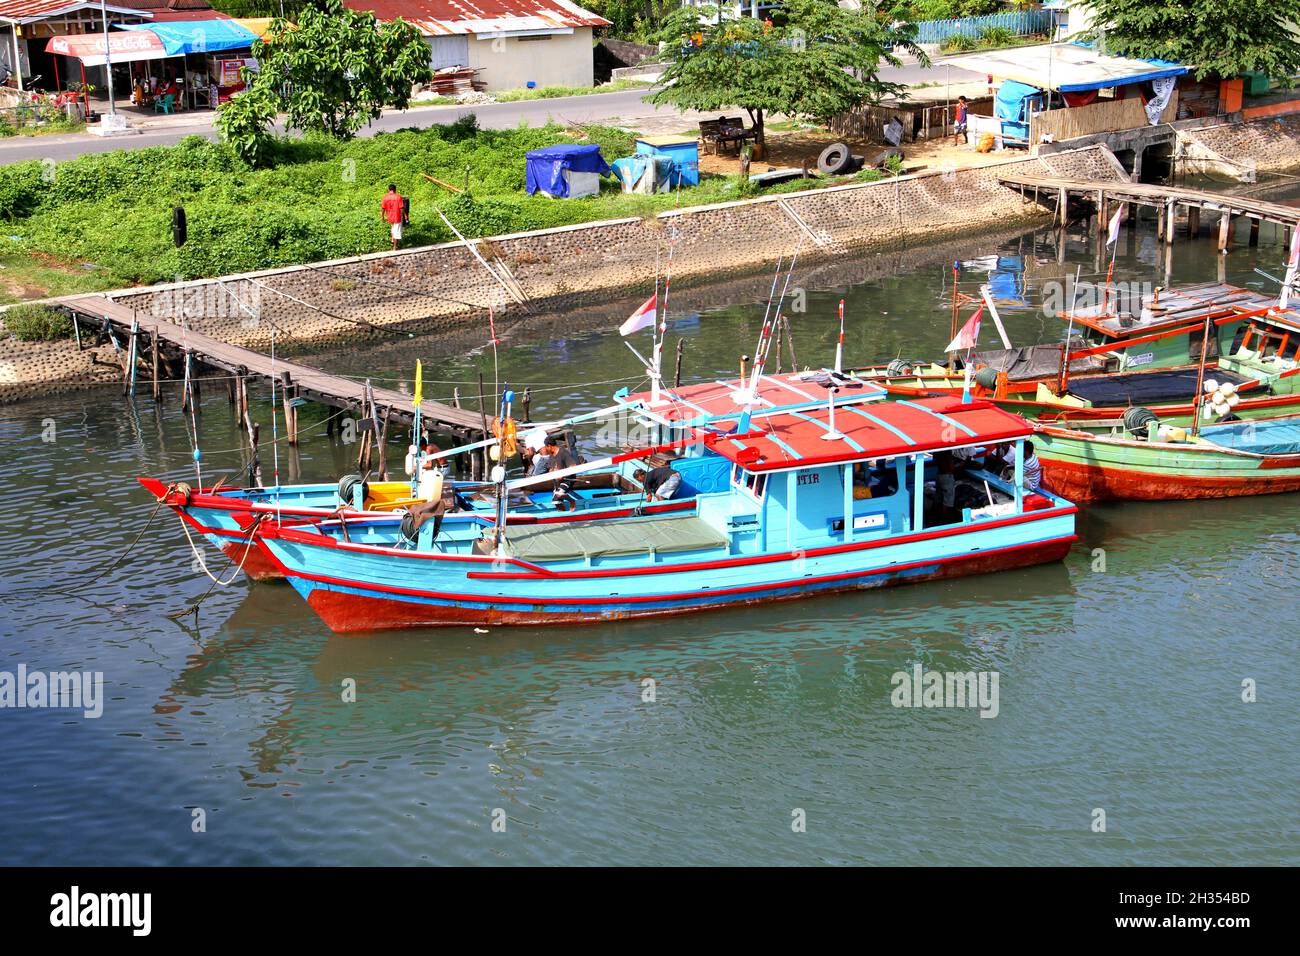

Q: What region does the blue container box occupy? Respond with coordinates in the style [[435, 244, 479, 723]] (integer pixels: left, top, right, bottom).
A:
[[634, 135, 700, 187]]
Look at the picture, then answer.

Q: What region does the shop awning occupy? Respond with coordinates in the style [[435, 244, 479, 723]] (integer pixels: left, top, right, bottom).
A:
[[45, 31, 173, 67], [944, 42, 1188, 93], [117, 19, 258, 54]]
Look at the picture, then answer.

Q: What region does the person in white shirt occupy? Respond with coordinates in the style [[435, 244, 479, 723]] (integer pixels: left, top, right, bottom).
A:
[[1021, 440, 1042, 492]]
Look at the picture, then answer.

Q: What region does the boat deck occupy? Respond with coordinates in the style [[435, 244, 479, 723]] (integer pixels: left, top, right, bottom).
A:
[[501, 514, 725, 562], [1068, 367, 1253, 406]]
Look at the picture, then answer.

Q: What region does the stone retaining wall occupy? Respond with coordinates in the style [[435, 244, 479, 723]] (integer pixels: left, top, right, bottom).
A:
[[103, 145, 1124, 356], [1177, 115, 1300, 172]]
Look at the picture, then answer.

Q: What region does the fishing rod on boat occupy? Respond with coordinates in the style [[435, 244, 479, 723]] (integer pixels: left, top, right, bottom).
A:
[[834, 298, 845, 374], [1056, 264, 1084, 396]]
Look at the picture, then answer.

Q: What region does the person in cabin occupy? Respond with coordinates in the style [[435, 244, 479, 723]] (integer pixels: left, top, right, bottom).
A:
[[935, 451, 958, 522], [1020, 440, 1042, 493], [381, 184, 406, 251], [634, 465, 682, 502], [543, 436, 580, 510], [953, 96, 969, 145]]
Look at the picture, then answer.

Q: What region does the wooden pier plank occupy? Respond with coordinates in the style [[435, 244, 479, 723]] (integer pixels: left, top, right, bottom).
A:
[[58, 294, 484, 433]]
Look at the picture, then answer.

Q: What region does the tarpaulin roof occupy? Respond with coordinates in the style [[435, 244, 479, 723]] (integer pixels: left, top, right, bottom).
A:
[[945, 42, 1188, 93], [343, 0, 608, 37], [118, 18, 257, 53], [995, 80, 1041, 122], [45, 30, 172, 66], [525, 144, 611, 198]]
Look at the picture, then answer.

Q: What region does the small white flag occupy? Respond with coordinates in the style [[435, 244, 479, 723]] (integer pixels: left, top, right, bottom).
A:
[[945, 306, 984, 353], [1289, 226, 1300, 268], [1106, 207, 1123, 246], [619, 294, 657, 337]]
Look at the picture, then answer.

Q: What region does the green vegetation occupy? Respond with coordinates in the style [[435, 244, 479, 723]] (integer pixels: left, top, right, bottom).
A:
[[0, 118, 875, 295], [216, 0, 432, 165], [885, 0, 1011, 19], [1080, 0, 1300, 81], [939, 33, 979, 53], [493, 79, 654, 103], [1, 302, 72, 341], [650, 0, 924, 152]]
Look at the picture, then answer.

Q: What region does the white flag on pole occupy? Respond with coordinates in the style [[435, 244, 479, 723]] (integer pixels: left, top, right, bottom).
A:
[[619, 295, 658, 336], [1106, 207, 1124, 246], [945, 306, 984, 353]]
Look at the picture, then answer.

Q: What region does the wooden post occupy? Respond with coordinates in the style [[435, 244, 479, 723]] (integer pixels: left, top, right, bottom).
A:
[[248, 423, 262, 486], [1058, 187, 1068, 228], [1187, 206, 1200, 238], [125, 316, 140, 396], [376, 405, 390, 482], [521, 387, 531, 423], [71, 313, 82, 350], [192, 373, 200, 413], [1218, 211, 1231, 251], [1164, 200, 1176, 244], [225, 374, 235, 408], [452, 386, 462, 409], [674, 338, 684, 388], [281, 372, 296, 446], [1249, 218, 1260, 247], [151, 328, 160, 402], [1157, 201, 1166, 242]]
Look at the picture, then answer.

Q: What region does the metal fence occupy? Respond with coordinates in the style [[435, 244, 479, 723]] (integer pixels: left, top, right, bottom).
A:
[[910, 10, 1056, 45]]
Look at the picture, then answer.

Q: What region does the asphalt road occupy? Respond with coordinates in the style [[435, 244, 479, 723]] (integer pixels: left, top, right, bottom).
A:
[[0, 58, 985, 166]]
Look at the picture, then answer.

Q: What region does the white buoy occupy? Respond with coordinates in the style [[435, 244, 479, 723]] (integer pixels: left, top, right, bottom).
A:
[[1221, 382, 1237, 396], [1227, 392, 1241, 407], [1204, 378, 1219, 393]]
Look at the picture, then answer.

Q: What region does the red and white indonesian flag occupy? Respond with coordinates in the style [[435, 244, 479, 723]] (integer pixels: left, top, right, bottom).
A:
[[1106, 207, 1124, 246], [945, 306, 984, 353], [619, 294, 657, 336]]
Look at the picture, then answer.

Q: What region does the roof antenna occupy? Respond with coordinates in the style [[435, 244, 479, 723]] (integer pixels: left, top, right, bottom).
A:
[[820, 382, 845, 441]]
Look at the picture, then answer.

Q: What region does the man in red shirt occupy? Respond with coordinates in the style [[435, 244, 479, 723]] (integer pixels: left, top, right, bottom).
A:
[[381, 184, 405, 250]]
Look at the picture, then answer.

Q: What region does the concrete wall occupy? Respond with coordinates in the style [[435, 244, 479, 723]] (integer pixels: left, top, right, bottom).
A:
[[468, 29, 595, 91], [101, 145, 1125, 356]]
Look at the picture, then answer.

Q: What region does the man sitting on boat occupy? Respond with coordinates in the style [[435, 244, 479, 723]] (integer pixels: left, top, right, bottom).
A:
[[1009, 441, 1042, 493], [634, 465, 682, 502], [543, 436, 581, 510]]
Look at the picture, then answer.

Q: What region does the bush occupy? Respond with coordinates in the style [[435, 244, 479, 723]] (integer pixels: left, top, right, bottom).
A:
[[940, 33, 979, 53], [960, 0, 1004, 14], [3, 303, 72, 341], [979, 26, 1017, 47]]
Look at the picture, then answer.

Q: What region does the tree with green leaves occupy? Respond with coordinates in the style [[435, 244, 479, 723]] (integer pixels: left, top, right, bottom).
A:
[[650, 1, 925, 154], [1081, 0, 1300, 80], [216, 0, 432, 165]]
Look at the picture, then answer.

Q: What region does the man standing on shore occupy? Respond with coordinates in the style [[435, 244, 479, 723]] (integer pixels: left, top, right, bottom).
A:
[[381, 184, 405, 250], [953, 96, 969, 146]]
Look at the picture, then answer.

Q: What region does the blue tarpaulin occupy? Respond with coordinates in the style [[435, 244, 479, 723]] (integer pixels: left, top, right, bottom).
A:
[[1203, 418, 1300, 456], [995, 81, 1041, 123], [117, 20, 259, 56], [525, 144, 612, 198]]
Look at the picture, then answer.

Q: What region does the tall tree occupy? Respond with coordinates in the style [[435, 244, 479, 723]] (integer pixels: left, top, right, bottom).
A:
[[216, 0, 432, 164], [1081, 0, 1300, 80], [650, 1, 925, 154]]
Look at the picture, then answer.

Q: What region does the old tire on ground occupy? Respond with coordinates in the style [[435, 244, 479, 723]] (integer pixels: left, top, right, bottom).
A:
[[817, 142, 852, 175]]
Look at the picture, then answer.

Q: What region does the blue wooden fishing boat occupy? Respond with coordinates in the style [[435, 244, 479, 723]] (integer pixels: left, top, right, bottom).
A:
[[256, 372, 1078, 631]]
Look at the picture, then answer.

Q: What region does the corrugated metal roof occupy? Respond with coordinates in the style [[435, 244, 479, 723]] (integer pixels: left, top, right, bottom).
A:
[[343, 0, 609, 36], [0, 0, 153, 23]]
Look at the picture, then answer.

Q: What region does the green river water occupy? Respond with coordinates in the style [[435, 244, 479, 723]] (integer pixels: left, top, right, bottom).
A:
[[0, 191, 1296, 865]]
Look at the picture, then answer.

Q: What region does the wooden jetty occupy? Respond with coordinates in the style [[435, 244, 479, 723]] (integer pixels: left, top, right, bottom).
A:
[[59, 293, 495, 478], [997, 172, 1300, 250]]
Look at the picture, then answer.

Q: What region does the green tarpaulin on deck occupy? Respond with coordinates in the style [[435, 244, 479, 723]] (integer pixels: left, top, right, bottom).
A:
[[503, 515, 725, 562]]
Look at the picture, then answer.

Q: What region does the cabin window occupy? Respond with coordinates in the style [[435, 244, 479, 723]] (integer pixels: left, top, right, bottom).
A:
[[732, 464, 767, 500]]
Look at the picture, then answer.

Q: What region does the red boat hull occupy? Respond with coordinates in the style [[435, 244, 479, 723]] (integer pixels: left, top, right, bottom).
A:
[[302, 536, 1076, 632], [1040, 458, 1300, 502], [219, 538, 284, 583]]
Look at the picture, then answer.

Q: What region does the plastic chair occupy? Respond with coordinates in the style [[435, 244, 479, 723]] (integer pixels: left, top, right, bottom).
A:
[[154, 94, 175, 115]]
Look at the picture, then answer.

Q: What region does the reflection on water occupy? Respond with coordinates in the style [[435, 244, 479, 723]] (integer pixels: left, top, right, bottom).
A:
[[0, 213, 1297, 866]]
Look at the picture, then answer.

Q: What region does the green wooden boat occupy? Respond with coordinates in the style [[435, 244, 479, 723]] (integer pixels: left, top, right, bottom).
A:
[[1033, 414, 1300, 502]]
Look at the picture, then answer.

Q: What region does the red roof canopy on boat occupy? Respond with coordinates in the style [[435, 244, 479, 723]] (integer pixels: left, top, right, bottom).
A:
[[701, 396, 1033, 472], [619, 372, 888, 426]]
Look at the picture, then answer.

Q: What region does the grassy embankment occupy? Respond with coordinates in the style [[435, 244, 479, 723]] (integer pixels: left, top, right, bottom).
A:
[[0, 115, 881, 309]]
